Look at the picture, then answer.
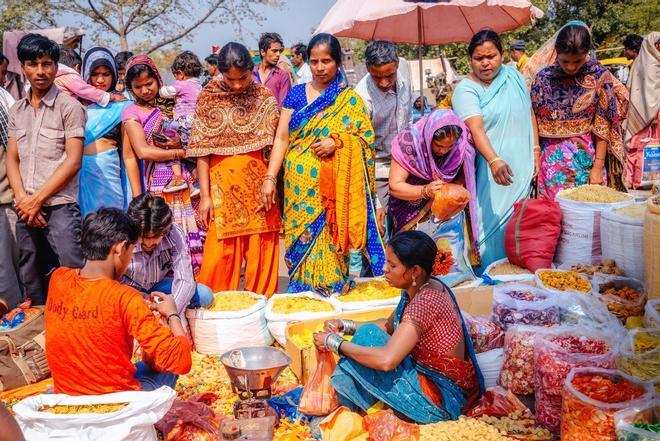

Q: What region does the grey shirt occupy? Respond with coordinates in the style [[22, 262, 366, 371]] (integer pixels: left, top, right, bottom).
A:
[[8, 84, 86, 206], [0, 88, 15, 205]]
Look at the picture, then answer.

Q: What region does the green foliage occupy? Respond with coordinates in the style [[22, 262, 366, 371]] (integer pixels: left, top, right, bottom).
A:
[[0, 0, 54, 35]]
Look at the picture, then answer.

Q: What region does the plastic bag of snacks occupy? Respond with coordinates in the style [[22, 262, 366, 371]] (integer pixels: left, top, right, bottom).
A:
[[265, 293, 340, 345], [329, 278, 401, 312], [499, 325, 549, 395], [560, 368, 653, 441], [553, 289, 625, 333], [155, 396, 227, 441], [363, 409, 420, 441], [482, 258, 534, 284], [615, 328, 660, 392], [534, 328, 616, 433], [186, 291, 272, 354], [591, 274, 647, 323], [298, 350, 340, 416], [13, 386, 176, 441], [430, 183, 470, 221], [554, 185, 633, 266], [535, 269, 592, 294], [463, 313, 505, 353], [644, 300, 660, 328], [614, 399, 660, 441], [466, 386, 530, 418], [492, 284, 560, 330]]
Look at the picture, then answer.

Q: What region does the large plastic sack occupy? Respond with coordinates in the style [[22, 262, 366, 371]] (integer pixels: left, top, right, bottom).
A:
[[615, 328, 660, 392], [499, 325, 549, 395], [553, 289, 626, 335], [265, 293, 340, 346], [644, 196, 660, 298], [319, 406, 369, 441], [505, 198, 562, 272], [601, 206, 645, 281], [492, 284, 560, 330], [362, 409, 420, 441], [416, 211, 476, 287], [590, 274, 647, 324], [644, 299, 660, 328], [475, 348, 504, 389], [155, 394, 227, 441], [614, 398, 660, 441], [430, 183, 470, 221], [466, 386, 531, 418], [298, 350, 340, 416], [185, 291, 272, 354], [561, 368, 654, 441], [554, 193, 633, 266], [13, 386, 176, 441]]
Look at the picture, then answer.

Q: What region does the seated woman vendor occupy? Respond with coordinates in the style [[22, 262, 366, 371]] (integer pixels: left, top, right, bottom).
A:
[[388, 109, 479, 259], [313, 231, 484, 424]]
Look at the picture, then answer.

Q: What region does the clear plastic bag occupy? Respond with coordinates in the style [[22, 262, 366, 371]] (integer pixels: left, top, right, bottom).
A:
[[462, 312, 505, 353], [591, 274, 647, 323], [560, 368, 653, 441], [492, 284, 560, 330], [614, 399, 660, 441], [498, 325, 547, 395], [466, 386, 531, 418], [534, 327, 616, 433], [616, 328, 660, 392], [362, 409, 420, 441], [298, 350, 340, 416], [644, 300, 660, 328]]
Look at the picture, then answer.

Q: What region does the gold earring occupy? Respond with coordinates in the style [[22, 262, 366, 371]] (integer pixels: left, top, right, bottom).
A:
[[412, 278, 417, 287]]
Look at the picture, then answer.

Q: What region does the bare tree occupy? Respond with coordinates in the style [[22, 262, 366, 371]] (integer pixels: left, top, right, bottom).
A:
[[53, 0, 282, 53]]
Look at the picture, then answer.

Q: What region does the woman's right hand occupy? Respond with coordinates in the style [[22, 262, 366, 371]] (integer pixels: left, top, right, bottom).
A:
[[490, 159, 514, 186], [259, 179, 277, 212], [198, 195, 214, 229], [324, 319, 344, 333]]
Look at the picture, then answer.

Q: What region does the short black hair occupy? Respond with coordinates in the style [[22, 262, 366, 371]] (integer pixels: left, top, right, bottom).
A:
[[433, 125, 463, 142], [127, 193, 173, 237], [114, 51, 134, 71], [555, 24, 591, 55], [205, 54, 219, 66], [307, 33, 342, 66], [1, 55, 8, 64], [217, 42, 255, 73], [623, 34, 643, 52], [291, 43, 308, 62], [171, 50, 202, 77], [468, 29, 503, 57], [388, 230, 437, 276], [125, 63, 159, 89], [365, 40, 398, 66], [59, 47, 82, 69], [17, 33, 60, 64], [82, 208, 139, 260], [258, 32, 284, 53]]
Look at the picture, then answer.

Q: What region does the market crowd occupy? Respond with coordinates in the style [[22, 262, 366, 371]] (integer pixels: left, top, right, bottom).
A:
[[0, 21, 658, 426]]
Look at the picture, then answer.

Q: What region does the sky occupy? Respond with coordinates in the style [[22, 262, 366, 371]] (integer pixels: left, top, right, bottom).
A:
[[60, 0, 337, 56]]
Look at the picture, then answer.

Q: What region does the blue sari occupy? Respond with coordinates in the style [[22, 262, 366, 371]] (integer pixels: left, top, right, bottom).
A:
[[451, 65, 534, 271], [330, 278, 484, 424], [79, 101, 133, 215]]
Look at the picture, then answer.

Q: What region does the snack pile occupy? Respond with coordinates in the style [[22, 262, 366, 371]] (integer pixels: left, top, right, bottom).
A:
[[272, 297, 334, 314], [205, 292, 260, 311], [340, 280, 400, 302], [559, 185, 630, 203]]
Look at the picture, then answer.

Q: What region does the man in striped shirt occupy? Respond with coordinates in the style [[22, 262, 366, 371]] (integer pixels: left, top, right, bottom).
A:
[[120, 193, 213, 315]]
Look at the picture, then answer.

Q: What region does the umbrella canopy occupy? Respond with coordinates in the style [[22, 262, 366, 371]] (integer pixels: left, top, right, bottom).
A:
[[316, 0, 544, 44]]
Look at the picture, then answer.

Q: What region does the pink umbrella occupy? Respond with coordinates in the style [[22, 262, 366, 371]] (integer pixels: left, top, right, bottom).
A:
[[316, 0, 544, 109]]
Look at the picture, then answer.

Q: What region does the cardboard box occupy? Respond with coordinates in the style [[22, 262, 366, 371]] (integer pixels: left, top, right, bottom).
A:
[[284, 285, 495, 383]]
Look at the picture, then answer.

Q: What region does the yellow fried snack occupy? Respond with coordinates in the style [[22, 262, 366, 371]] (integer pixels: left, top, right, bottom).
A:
[[340, 281, 400, 302], [206, 292, 260, 311], [420, 416, 510, 441], [39, 403, 128, 414], [558, 185, 630, 203], [272, 296, 334, 314], [538, 270, 591, 292], [291, 326, 353, 348]]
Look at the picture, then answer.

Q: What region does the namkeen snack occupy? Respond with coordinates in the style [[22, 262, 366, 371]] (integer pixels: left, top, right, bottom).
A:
[[499, 326, 538, 395], [339, 281, 400, 302], [419, 416, 510, 441], [476, 411, 553, 440], [615, 204, 647, 219], [570, 259, 625, 277], [561, 370, 649, 441], [272, 297, 334, 314], [465, 314, 505, 353], [559, 185, 630, 203], [598, 284, 646, 322], [206, 292, 260, 311], [616, 329, 660, 392], [39, 403, 128, 414], [537, 270, 591, 292], [492, 288, 560, 330], [488, 261, 532, 276]]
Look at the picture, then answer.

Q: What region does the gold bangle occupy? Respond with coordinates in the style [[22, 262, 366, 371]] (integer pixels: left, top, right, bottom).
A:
[[488, 157, 504, 166], [263, 174, 277, 184]]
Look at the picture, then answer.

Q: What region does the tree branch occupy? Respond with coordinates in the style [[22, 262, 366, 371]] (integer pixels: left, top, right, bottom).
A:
[[145, 0, 226, 53], [84, 0, 121, 36], [127, 0, 173, 33], [125, 0, 154, 31]]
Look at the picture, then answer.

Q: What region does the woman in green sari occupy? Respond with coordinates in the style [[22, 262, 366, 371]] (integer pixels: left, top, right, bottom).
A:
[[451, 30, 539, 272], [261, 34, 385, 294]]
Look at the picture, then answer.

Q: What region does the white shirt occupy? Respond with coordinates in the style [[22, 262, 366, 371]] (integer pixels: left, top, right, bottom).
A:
[[295, 62, 313, 85]]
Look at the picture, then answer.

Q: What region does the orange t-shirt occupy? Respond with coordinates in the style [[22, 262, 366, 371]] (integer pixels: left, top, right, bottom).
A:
[[45, 267, 192, 395]]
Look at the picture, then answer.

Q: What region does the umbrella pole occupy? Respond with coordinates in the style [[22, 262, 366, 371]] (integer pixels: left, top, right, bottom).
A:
[[417, 7, 424, 117]]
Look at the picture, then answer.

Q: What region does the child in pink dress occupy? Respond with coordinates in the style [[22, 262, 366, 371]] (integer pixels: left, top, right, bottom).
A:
[[159, 51, 203, 194]]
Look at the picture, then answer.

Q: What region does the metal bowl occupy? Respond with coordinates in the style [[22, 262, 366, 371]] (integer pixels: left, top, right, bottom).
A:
[[220, 346, 292, 392]]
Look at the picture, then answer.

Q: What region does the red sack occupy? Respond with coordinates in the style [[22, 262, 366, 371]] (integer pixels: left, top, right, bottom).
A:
[[505, 198, 561, 272], [362, 410, 419, 441], [298, 350, 340, 416], [431, 183, 470, 221]]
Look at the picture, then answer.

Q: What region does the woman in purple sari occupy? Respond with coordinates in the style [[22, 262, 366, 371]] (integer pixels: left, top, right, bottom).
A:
[[389, 109, 479, 261]]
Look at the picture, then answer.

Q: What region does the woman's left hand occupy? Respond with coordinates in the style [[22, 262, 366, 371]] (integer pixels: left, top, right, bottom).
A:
[[588, 165, 604, 185], [313, 332, 330, 352], [154, 133, 182, 150], [311, 138, 337, 158]]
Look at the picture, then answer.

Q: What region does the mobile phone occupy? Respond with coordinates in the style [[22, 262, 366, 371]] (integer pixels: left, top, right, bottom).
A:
[[152, 133, 169, 143]]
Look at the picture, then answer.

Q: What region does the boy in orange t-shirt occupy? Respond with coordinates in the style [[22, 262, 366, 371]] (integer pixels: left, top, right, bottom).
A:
[[45, 208, 192, 395]]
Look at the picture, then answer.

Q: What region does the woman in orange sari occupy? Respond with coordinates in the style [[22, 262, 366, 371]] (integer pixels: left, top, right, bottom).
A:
[[187, 43, 281, 296]]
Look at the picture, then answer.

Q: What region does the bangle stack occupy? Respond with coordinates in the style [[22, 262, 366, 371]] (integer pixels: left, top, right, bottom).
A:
[[341, 319, 357, 336], [421, 184, 431, 199], [263, 174, 277, 184], [323, 333, 345, 353]]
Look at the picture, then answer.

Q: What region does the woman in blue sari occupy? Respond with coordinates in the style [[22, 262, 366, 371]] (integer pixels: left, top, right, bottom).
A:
[[79, 47, 133, 215], [313, 231, 484, 424], [452, 30, 539, 271]]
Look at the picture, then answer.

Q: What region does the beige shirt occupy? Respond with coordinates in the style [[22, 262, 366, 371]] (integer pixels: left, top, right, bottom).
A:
[[0, 88, 15, 205], [8, 85, 86, 206]]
